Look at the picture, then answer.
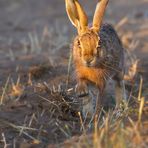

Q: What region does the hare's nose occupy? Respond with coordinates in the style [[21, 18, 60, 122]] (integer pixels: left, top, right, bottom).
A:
[[85, 59, 93, 66]]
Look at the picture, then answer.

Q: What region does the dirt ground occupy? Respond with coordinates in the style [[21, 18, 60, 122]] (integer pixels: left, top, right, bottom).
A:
[[0, 0, 148, 147]]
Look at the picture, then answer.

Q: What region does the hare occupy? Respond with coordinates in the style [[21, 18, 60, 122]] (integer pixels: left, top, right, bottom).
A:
[[65, 0, 125, 118]]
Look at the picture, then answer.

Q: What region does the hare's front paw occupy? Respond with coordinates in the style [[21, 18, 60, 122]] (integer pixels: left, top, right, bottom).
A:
[[75, 84, 94, 118], [75, 83, 88, 97]]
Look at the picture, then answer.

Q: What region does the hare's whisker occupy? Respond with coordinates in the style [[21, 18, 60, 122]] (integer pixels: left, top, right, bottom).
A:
[[102, 63, 120, 73]]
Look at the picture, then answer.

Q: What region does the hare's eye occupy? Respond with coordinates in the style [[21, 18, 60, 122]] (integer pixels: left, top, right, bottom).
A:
[[96, 45, 100, 53], [77, 40, 81, 48]]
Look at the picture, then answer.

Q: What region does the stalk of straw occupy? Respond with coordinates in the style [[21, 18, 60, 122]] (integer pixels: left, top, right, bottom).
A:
[[0, 76, 10, 105]]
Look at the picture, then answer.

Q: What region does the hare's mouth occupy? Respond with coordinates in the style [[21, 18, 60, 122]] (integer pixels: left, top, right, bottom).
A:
[[83, 59, 96, 67]]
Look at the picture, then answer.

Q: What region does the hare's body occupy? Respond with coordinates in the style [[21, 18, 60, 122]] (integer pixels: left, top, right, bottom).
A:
[[65, 0, 125, 118], [73, 23, 124, 87]]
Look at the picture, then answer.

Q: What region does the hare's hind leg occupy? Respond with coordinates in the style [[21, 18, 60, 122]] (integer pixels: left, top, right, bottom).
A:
[[114, 73, 126, 108]]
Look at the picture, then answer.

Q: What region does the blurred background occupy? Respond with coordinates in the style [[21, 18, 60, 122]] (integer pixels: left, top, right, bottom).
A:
[[0, 0, 147, 41], [0, 0, 148, 83], [0, 0, 147, 56]]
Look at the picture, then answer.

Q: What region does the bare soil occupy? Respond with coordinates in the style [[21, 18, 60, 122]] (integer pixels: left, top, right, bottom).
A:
[[0, 0, 148, 147]]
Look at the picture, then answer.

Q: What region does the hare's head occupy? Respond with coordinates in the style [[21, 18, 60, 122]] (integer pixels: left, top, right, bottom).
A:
[[65, 0, 109, 67]]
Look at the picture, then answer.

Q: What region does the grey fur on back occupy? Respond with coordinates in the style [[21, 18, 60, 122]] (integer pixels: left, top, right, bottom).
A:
[[99, 23, 124, 76]]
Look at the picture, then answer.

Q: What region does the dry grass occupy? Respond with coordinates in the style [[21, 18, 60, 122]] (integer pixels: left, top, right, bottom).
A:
[[0, 13, 148, 148], [60, 94, 147, 148]]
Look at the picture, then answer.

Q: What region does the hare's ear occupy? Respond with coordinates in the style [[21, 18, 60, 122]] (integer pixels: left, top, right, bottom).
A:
[[92, 0, 109, 32], [65, 0, 79, 28], [65, 0, 88, 33]]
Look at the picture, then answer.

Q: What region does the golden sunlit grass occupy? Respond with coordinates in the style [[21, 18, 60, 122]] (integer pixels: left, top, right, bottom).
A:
[[61, 92, 146, 148], [56, 70, 146, 148]]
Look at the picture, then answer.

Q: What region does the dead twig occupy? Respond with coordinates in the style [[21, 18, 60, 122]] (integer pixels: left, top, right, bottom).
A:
[[1, 133, 9, 148], [0, 76, 10, 105]]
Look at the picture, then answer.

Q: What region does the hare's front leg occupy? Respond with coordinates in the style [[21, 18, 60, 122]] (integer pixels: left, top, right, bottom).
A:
[[76, 80, 94, 118]]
